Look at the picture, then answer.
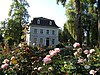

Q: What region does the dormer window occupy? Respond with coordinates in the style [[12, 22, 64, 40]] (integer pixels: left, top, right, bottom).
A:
[[49, 21, 52, 25], [37, 19, 40, 24]]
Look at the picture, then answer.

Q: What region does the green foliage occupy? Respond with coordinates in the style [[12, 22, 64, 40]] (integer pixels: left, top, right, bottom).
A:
[[57, 0, 67, 6], [57, 0, 100, 47], [0, 38, 100, 75], [56, 43, 65, 48], [2, 0, 30, 45], [61, 0, 99, 47]]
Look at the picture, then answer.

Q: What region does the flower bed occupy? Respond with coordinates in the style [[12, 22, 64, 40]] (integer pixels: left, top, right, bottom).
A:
[[0, 42, 100, 75]]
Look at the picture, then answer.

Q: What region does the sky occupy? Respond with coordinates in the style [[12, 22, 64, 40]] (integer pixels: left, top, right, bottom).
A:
[[0, 0, 67, 29]]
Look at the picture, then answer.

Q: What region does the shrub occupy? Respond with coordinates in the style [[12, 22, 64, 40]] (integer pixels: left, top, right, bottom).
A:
[[56, 43, 65, 48], [0, 41, 100, 75]]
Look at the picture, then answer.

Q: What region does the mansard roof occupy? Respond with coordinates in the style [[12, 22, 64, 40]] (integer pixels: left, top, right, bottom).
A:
[[30, 17, 59, 28]]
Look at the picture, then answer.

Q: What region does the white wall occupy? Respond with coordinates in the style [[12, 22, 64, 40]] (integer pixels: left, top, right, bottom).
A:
[[27, 25, 59, 46]]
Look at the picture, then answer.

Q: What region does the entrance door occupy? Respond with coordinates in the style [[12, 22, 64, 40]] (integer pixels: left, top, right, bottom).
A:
[[46, 38, 49, 46]]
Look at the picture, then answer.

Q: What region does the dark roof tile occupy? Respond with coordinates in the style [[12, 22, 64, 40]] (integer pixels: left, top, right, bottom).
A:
[[30, 17, 59, 28]]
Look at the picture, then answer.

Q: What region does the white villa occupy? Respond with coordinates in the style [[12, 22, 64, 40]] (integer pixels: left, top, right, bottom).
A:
[[26, 17, 59, 47]]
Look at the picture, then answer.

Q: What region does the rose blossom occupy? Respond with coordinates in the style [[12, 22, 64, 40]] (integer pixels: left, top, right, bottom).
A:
[[73, 42, 80, 48], [2, 59, 9, 64], [83, 59, 87, 62], [43, 57, 52, 65], [11, 51, 15, 54], [11, 56, 15, 60], [77, 59, 83, 63], [49, 50, 57, 56], [84, 50, 89, 54], [18, 43, 22, 47], [89, 70, 97, 75], [87, 54, 91, 58], [34, 67, 37, 70], [90, 49, 95, 54], [77, 48, 82, 52], [46, 55, 51, 58], [64, 64, 67, 67], [9, 68, 13, 71], [73, 51, 78, 56], [54, 48, 60, 53], [48, 67, 53, 71], [38, 67, 43, 71], [1, 63, 9, 69]]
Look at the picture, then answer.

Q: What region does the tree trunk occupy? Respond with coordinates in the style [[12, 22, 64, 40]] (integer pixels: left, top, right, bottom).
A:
[[98, 0, 100, 47], [75, 0, 83, 47]]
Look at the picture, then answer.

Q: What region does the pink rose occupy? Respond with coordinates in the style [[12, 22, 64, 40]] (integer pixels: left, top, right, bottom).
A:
[[49, 50, 57, 56], [84, 50, 89, 54], [77, 48, 82, 52], [54, 48, 60, 53], [46, 55, 51, 58], [77, 59, 83, 63], [2, 59, 9, 64], [1, 63, 9, 69], [43, 57, 52, 64], [73, 42, 80, 48], [83, 59, 87, 62]]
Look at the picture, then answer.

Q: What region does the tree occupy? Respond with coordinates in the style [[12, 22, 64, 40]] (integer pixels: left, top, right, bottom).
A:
[[98, 0, 100, 47], [4, 0, 30, 45], [65, 0, 77, 41], [57, 0, 83, 46], [58, 29, 64, 42], [57, 0, 100, 47]]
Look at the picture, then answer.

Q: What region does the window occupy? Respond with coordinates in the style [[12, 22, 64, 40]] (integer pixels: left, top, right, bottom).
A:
[[40, 38, 43, 43], [37, 19, 40, 24], [52, 30, 55, 35], [34, 38, 37, 44], [40, 29, 43, 34], [52, 39, 55, 44], [34, 29, 37, 34], [49, 21, 52, 25], [46, 30, 49, 34]]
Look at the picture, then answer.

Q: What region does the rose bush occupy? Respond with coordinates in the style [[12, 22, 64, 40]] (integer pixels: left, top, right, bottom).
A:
[[0, 42, 100, 75]]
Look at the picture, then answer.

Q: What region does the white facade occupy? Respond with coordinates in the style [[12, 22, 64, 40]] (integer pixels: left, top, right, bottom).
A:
[[26, 17, 59, 47]]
